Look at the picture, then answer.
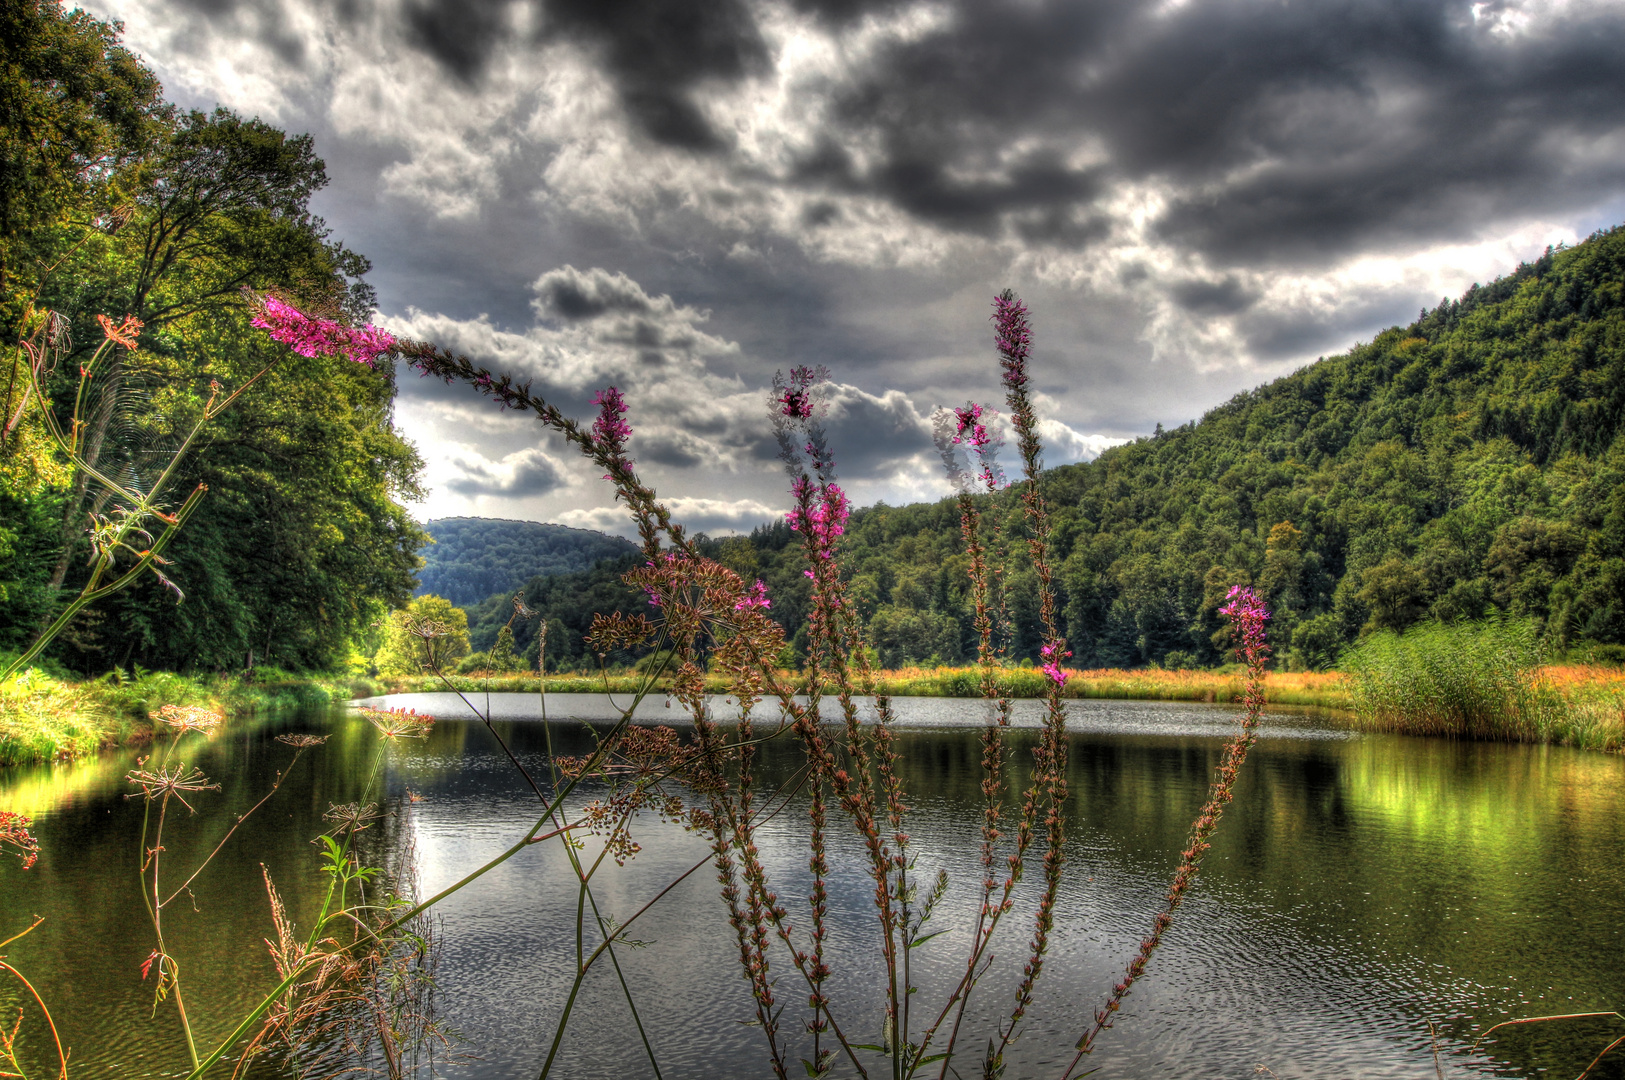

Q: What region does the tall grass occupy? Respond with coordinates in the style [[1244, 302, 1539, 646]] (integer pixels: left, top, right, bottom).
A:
[[1339, 618, 1603, 744], [1342, 617, 1542, 739]]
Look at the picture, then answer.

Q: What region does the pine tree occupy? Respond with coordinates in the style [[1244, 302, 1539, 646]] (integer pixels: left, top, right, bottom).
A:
[[491, 625, 516, 670]]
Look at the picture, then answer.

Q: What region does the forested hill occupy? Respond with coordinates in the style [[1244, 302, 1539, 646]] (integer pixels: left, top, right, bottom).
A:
[[417, 519, 636, 607], [482, 226, 1625, 672]]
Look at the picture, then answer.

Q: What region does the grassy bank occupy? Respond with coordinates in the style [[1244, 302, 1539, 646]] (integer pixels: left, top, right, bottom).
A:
[[373, 665, 1352, 708], [380, 660, 1624, 752], [10, 654, 1617, 767], [0, 666, 358, 766]]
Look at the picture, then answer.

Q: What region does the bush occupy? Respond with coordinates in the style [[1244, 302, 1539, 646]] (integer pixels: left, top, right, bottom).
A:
[[1340, 617, 1544, 739], [454, 651, 493, 675]]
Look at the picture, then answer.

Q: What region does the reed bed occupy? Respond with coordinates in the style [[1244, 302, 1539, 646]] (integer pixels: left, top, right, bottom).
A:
[[386, 660, 1625, 753], [1342, 619, 1625, 751]]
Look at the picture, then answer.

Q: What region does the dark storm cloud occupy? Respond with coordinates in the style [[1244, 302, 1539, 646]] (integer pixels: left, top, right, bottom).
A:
[[639, 432, 709, 468], [768, 0, 1625, 261], [1171, 276, 1259, 316], [403, 0, 524, 82], [542, 0, 768, 149], [1135, 2, 1625, 263]]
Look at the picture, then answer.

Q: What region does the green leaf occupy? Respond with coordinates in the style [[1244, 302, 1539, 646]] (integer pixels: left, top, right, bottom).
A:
[[908, 930, 946, 949]]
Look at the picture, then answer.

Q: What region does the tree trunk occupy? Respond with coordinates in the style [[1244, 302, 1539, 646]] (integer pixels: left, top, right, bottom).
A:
[[46, 346, 125, 591]]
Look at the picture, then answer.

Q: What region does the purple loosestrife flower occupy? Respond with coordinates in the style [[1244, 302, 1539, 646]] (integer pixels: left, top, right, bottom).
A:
[[1039, 642, 1071, 686], [734, 579, 772, 611], [250, 295, 396, 367], [932, 401, 1006, 493], [776, 365, 828, 420], [955, 402, 1006, 489], [993, 292, 1032, 392], [591, 386, 632, 458], [1218, 585, 1270, 667], [786, 478, 850, 576]]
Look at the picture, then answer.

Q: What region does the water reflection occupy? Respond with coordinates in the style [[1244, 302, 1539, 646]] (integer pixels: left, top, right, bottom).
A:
[[0, 696, 1620, 1079]]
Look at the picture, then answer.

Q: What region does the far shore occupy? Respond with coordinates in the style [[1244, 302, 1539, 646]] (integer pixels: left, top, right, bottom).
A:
[[4, 663, 1621, 767]]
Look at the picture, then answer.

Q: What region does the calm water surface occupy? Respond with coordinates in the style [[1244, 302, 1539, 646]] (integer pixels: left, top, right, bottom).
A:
[[1, 695, 1621, 1079]]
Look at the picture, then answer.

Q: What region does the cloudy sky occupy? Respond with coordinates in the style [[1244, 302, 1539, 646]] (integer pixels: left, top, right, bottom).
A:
[[87, 0, 1625, 536]]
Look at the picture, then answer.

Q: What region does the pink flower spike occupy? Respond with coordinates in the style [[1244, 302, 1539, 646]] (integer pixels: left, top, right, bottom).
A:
[[1040, 641, 1072, 686], [342, 323, 397, 367], [591, 386, 632, 457], [734, 579, 772, 611], [250, 294, 395, 367], [1218, 585, 1271, 667]]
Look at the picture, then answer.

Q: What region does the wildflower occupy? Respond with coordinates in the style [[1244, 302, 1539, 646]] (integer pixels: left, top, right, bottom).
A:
[[734, 579, 771, 611], [993, 290, 1032, 392], [249, 294, 396, 367], [358, 706, 435, 740], [785, 480, 849, 553], [96, 313, 142, 350], [323, 802, 383, 834], [0, 810, 40, 870], [275, 733, 330, 748], [125, 764, 220, 811], [1218, 585, 1270, 666], [591, 387, 632, 458], [776, 365, 828, 419], [150, 703, 224, 734], [1040, 642, 1071, 686]]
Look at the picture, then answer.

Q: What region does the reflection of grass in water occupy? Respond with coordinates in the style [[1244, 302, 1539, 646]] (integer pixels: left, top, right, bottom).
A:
[[1342, 619, 1625, 750], [0, 742, 138, 816]]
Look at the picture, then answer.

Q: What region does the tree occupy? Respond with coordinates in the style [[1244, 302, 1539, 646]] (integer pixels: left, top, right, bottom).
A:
[[376, 595, 470, 676], [41, 105, 370, 595], [490, 625, 516, 669], [0, 0, 164, 335]]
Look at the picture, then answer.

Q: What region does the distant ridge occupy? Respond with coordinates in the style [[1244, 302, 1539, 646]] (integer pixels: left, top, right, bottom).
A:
[[471, 226, 1625, 671], [415, 518, 638, 607]]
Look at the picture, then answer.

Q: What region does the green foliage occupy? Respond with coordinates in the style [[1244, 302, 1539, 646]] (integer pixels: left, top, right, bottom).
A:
[[1341, 617, 1545, 739], [417, 518, 636, 607], [0, 0, 165, 334], [0, 5, 425, 674], [375, 594, 470, 676], [490, 625, 515, 667]]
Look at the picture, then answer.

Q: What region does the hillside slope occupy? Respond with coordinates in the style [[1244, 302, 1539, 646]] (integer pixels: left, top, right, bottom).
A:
[[489, 227, 1625, 671], [416, 519, 637, 608]]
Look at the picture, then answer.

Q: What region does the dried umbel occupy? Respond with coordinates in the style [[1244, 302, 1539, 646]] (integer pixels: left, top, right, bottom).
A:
[[125, 764, 220, 811], [555, 726, 696, 867], [323, 802, 384, 835], [274, 733, 330, 748], [359, 706, 435, 740], [150, 703, 224, 734]]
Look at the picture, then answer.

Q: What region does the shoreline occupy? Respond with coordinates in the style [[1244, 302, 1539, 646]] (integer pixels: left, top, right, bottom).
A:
[[0, 669, 358, 766], [4, 663, 1621, 767]]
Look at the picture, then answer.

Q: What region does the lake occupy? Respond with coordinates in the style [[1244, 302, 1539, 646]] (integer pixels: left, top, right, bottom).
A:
[[2, 694, 1622, 1079]]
